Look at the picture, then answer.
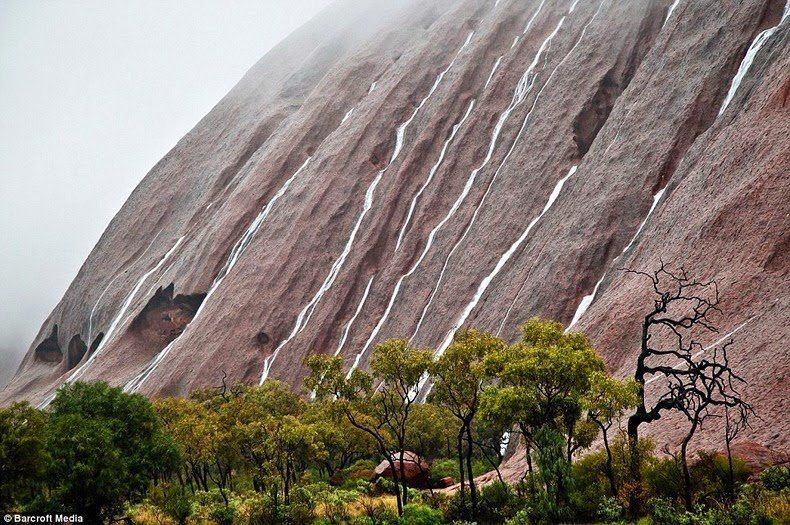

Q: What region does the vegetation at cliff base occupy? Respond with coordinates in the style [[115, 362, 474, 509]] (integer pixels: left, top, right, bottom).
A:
[[1, 268, 786, 524]]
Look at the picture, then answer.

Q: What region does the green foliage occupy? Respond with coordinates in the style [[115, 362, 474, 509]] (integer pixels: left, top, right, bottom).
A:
[[0, 402, 49, 511], [399, 503, 444, 525], [148, 483, 193, 525], [407, 403, 456, 461], [597, 496, 626, 523], [208, 503, 236, 525], [760, 465, 789, 491], [646, 457, 685, 503], [476, 482, 515, 523], [570, 450, 612, 519], [690, 451, 751, 504], [45, 381, 179, 522], [481, 318, 605, 454], [532, 426, 573, 523]]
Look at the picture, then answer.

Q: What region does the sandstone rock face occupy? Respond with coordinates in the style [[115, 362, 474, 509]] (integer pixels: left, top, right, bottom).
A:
[[2, 0, 787, 456]]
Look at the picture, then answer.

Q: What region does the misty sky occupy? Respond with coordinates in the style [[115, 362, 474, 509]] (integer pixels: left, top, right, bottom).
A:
[[0, 0, 332, 387]]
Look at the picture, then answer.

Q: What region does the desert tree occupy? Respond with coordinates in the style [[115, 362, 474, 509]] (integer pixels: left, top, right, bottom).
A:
[[623, 262, 752, 512], [481, 318, 605, 504], [429, 329, 505, 517], [583, 372, 639, 496], [306, 339, 433, 516]]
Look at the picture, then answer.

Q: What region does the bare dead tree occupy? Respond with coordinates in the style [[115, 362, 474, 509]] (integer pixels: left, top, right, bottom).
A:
[[724, 403, 752, 500], [621, 262, 751, 513], [669, 342, 753, 510]]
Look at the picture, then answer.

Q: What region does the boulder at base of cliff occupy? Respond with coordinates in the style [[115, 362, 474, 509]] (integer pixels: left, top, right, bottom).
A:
[[374, 451, 430, 489]]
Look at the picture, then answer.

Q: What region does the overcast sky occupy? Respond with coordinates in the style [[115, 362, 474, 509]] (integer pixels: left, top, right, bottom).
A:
[[0, 0, 332, 387]]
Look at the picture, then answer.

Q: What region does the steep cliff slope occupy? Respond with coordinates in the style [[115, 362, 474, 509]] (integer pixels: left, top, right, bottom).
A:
[[3, 0, 788, 452]]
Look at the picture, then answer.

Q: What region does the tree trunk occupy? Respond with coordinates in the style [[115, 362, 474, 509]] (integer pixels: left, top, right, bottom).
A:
[[465, 423, 478, 516], [601, 425, 617, 496], [457, 428, 467, 514], [681, 422, 697, 512], [626, 415, 642, 516], [398, 448, 409, 507], [386, 454, 403, 516]]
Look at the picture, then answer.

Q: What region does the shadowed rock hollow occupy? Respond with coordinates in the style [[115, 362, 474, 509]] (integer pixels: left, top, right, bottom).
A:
[[3, 0, 788, 456]]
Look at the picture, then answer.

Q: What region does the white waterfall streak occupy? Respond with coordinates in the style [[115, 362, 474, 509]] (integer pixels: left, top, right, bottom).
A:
[[413, 1, 603, 341], [567, 273, 606, 330], [86, 230, 163, 345], [341, 108, 354, 123], [126, 159, 312, 393], [719, 2, 789, 116], [335, 277, 374, 356], [350, 100, 476, 374], [436, 166, 577, 358], [564, 188, 666, 332], [484, 56, 503, 90], [216, 158, 311, 289], [663, 0, 681, 27], [259, 33, 475, 383], [621, 188, 665, 255], [510, 0, 548, 50], [368, 81, 378, 94], [645, 317, 754, 385], [38, 235, 186, 407], [395, 100, 476, 251]]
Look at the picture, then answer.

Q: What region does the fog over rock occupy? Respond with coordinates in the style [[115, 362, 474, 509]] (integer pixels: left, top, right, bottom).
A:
[[2, 0, 788, 455]]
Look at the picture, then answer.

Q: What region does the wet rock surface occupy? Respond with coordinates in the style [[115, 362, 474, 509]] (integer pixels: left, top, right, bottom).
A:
[[2, 0, 787, 458]]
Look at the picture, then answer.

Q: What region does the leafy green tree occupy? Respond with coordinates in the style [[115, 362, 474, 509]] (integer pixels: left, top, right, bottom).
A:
[[46, 381, 179, 522], [155, 396, 225, 496], [407, 402, 455, 463], [583, 372, 639, 495], [307, 339, 433, 516], [429, 329, 505, 517], [304, 400, 377, 480], [481, 318, 605, 504], [0, 402, 50, 510], [221, 381, 309, 498]]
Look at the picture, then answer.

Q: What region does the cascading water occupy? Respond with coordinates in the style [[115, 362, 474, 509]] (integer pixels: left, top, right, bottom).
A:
[[259, 32, 476, 383], [564, 187, 666, 331], [437, 165, 577, 357], [395, 100, 476, 251], [126, 158, 312, 392], [719, 1, 789, 116], [38, 234, 186, 407], [413, 0, 604, 342], [346, 100, 477, 374]]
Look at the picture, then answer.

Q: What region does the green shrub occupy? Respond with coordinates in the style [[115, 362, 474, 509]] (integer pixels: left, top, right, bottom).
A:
[[597, 495, 625, 523], [691, 451, 751, 503], [646, 458, 684, 503], [148, 483, 193, 525], [357, 495, 398, 525], [504, 509, 530, 525], [760, 466, 790, 491], [477, 481, 515, 523], [208, 504, 235, 525], [399, 503, 444, 525], [571, 451, 611, 520]]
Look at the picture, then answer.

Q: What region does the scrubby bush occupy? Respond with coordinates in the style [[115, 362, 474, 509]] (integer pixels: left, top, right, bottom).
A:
[[399, 503, 444, 525], [760, 465, 789, 491], [476, 481, 515, 523], [208, 504, 235, 525], [148, 483, 193, 525]]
